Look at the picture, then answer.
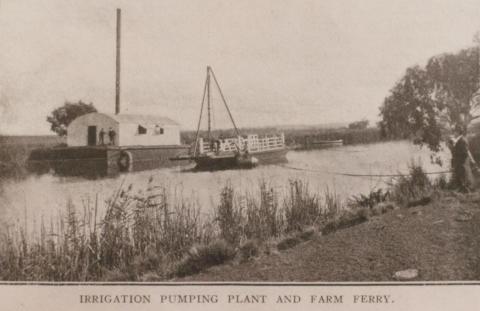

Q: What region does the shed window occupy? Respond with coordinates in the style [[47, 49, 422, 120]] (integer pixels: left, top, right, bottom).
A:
[[137, 125, 147, 135], [154, 125, 164, 135]]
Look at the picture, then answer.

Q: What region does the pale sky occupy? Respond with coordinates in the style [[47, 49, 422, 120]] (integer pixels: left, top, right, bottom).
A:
[[1, 0, 479, 135]]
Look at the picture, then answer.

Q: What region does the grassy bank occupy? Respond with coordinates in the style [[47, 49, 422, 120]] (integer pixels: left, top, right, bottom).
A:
[[0, 163, 438, 281], [185, 189, 480, 281]]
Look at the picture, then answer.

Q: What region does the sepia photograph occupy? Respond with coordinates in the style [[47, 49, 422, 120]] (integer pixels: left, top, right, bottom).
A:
[[1, 2, 480, 305]]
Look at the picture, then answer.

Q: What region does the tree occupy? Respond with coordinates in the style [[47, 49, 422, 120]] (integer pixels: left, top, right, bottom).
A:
[[379, 45, 480, 154], [46, 101, 97, 136], [348, 119, 369, 130]]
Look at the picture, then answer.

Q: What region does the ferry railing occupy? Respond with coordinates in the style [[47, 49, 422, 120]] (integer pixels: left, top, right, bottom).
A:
[[198, 134, 284, 154]]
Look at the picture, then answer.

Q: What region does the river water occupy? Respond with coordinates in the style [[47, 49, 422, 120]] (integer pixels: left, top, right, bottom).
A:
[[0, 141, 449, 227]]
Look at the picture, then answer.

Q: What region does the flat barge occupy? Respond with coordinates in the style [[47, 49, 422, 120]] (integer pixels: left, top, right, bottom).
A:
[[27, 144, 189, 178]]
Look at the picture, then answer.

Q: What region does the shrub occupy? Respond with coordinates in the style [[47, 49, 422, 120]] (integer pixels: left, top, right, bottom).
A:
[[277, 236, 302, 251], [350, 188, 389, 209], [239, 239, 260, 262], [321, 209, 369, 236], [369, 201, 398, 216], [434, 174, 448, 190], [389, 162, 432, 206], [298, 226, 317, 241], [174, 240, 236, 277]]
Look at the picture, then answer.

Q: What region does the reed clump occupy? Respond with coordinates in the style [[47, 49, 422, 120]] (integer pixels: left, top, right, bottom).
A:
[[0, 178, 209, 281], [215, 179, 329, 247], [283, 180, 322, 232], [389, 162, 433, 206]]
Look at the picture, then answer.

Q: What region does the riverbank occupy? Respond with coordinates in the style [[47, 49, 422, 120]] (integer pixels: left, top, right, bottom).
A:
[[0, 161, 463, 282], [181, 189, 480, 281]]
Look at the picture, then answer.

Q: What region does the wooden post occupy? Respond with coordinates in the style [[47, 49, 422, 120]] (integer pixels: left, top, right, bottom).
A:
[[207, 67, 211, 139], [198, 138, 204, 154], [115, 8, 121, 115]]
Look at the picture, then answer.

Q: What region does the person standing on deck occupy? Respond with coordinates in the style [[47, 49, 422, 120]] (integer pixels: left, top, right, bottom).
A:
[[451, 125, 478, 192], [98, 128, 105, 145], [108, 127, 116, 146]]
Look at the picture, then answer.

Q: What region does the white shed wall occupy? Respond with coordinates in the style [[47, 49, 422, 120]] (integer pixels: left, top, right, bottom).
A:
[[67, 113, 181, 147], [67, 113, 118, 146], [118, 123, 180, 146]]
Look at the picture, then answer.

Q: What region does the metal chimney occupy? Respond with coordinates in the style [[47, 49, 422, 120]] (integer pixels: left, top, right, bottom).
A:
[[115, 8, 121, 115]]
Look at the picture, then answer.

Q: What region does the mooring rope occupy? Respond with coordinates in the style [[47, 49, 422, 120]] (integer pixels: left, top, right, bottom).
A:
[[276, 163, 451, 178]]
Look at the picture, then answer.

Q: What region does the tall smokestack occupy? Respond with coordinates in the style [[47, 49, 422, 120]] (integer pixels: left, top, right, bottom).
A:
[[115, 8, 121, 115]]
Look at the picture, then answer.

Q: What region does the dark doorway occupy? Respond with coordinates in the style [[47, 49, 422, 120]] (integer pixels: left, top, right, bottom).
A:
[[88, 126, 97, 146]]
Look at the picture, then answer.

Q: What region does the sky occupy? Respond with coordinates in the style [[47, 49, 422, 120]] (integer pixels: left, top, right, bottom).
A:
[[0, 0, 480, 135]]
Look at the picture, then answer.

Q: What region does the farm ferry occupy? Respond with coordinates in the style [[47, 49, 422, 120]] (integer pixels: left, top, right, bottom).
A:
[[172, 67, 288, 170]]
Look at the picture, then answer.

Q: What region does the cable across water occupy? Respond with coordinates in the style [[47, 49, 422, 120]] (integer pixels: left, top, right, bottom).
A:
[[276, 163, 451, 178]]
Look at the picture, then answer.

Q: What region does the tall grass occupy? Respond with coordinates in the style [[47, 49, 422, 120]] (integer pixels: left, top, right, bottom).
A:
[[0, 178, 210, 281], [283, 180, 321, 232], [244, 182, 282, 240], [0, 163, 437, 281], [0, 177, 339, 281], [215, 179, 339, 244]]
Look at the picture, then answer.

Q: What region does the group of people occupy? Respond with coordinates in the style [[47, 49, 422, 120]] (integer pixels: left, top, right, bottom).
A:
[[209, 138, 250, 155], [98, 127, 116, 145]]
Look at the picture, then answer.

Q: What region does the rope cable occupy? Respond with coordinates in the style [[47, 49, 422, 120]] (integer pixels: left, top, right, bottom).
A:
[[193, 70, 209, 157], [208, 67, 241, 137], [276, 163, 451, 178]]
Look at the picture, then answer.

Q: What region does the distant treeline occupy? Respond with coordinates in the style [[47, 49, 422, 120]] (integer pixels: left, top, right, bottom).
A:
[[0, 135, 65, 179], [181, 126, 384, 147], [0, 135, 65, 146]]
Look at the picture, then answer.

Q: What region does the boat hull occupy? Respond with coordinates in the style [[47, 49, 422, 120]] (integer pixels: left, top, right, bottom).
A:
[[194, 148, 288, 171], [27, 145, 190, 178], [299, 139, 343, 150]]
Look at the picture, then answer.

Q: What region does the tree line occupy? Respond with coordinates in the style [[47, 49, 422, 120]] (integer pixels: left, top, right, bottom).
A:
[[379, 40, 480, 153]]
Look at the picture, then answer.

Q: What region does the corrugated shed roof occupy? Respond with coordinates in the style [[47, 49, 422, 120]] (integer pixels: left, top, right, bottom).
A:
[[104, 113, 180, 126]]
